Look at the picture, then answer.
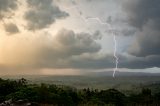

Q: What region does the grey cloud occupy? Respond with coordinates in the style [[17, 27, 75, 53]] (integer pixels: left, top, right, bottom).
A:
[[92, 30, 102, 40], [71, 0, 77, 5], [0, 0, 17, 18], [121, 29, 136, 36], [36, 52, 159, 69], [37, 29, 101, 68], [51, 51, 160, 69], [105, 28, 135, 36], [1, 28, 159, 70], [119, 54, 160, 69], [53, 29, 101, 56], [4, 23, 19, 34], [0, 29, 101, 69], [128, 27, 160, 57], [123, 0, 160, 30], [106, 16, 112, 24], [70, 53, 160, 69], [24, 0, 69, 30], [103, 16, 136, 36], [86, 0, 92, 2], [69, 53, 114, 69], [123, 0, 160, 57], [0, 0, 17, 12]]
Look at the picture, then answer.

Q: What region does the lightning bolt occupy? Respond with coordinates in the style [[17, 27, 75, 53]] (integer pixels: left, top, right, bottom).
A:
[[113, 35, 118, 77], [64, 1, 119, 77], [82, 17, 119, 77]]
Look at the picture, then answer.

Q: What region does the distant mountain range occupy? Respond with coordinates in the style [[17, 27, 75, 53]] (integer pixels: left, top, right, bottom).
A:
[[1, 71, 160, 78], [89, 71, 160, 77]]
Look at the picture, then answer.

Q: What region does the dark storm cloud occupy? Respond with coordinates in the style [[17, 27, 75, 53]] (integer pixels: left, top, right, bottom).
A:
[[123, 0, 160, 56], [1, 27, 159, 69], [122, 0, 160, 69], [119, 54, 160, 69], [128, 27, 160, 57], [4, 23, 19, 34], [24, 0, 69, 30], [123, 0, 160, 29], [52, 52, 160, 69], [0, 0, 17, 11], [53, 29, 101, 56], [69, 53, 114, 69], [0, 0, 17, 18]]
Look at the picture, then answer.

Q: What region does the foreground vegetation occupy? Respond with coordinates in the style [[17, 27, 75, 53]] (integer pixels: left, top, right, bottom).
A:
[[0, 78, 160, 106]]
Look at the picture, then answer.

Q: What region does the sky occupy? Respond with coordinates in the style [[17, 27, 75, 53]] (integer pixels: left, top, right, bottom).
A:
[[0, 0, 159, 75]]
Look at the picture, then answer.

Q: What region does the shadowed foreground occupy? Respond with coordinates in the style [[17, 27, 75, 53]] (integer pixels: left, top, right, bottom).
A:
[[0, 78, 160, 106]]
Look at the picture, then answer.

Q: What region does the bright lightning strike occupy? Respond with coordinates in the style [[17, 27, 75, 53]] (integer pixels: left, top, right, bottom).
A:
[[65, 1, 119, 77], [85, 17, 109, 25], [113, 35, 118, 77], [82, 17, 119, 77]]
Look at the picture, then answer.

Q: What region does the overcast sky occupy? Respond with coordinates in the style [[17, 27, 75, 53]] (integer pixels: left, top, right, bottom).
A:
[[0, 0, 159, 75]]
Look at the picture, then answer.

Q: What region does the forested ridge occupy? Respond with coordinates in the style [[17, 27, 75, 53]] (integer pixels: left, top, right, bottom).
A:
[[0, 78, 160, 106]]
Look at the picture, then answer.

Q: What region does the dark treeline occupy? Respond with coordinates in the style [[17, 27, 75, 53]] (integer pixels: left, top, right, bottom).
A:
[[0, 78, 160, 106]]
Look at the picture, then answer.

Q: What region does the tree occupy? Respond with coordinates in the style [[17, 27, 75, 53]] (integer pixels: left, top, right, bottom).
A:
[[98, 89, 126, 106]]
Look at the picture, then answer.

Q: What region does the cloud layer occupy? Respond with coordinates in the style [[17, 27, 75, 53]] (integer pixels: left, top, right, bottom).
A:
[[4, 23, 19, 34], [0, 0, 160, 74], [0, 0, 17, 18], [0, 29, 102, 69], [122, 0, 160, 68], [24, 0, 69, 30]]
